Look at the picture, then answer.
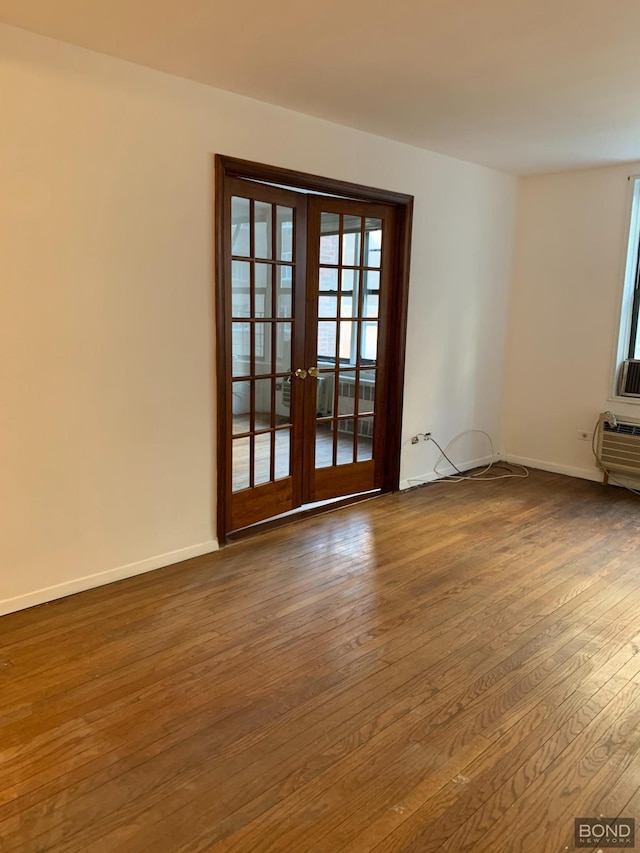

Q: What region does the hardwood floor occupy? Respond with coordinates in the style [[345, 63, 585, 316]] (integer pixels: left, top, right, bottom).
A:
[[2, 469, 640, 852]]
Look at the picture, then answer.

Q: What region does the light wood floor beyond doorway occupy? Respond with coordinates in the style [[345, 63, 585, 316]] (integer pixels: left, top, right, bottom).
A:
[[2, 470, 640, 852]]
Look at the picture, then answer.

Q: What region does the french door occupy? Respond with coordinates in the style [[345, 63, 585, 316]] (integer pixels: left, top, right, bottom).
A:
[[217, 158, 412, 539]]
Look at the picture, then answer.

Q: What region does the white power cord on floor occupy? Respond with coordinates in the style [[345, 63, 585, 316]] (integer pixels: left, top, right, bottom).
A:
[[408, 429, 528, 486]]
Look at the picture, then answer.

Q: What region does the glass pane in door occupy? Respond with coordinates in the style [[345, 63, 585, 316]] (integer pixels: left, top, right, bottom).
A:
[[318, 268, 338, 318], [254, 263, 273, 318], [364, 219, 382, 267], [254, 202, 272, 259], [231, 197, 250, 257], [357, 418, 374, 461], [320, 213, 340, 263], [274, 428, 291, 479], [254, 432, 272, 486], [232, 436, 250, 492], [363, 270, 380, 317], [342, 216, 362, 265], [275, 322, 292, 374], [317, 321, 338, 361], [314, 208, 381, 470], [315, 420, 334, 469], [276, 207, 293, 261], [230, 193, 297, 500], [276, 266, 293, 318]]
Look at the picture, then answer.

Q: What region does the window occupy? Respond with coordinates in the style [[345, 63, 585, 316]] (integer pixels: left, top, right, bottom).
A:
[[615, 178, 640, 395]]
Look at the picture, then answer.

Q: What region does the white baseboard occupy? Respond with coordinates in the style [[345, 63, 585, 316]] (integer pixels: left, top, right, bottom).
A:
[[400, 453, 499, 490], [0, 539, 219, 617], [500, 454, 602, 483]]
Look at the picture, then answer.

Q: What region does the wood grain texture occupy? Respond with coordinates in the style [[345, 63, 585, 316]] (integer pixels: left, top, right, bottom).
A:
[[2, 469, 640, 852]]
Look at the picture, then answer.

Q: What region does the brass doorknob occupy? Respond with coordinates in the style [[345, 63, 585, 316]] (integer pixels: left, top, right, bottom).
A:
[[308, 366, 320, 378], [294, 368, 308, 379]]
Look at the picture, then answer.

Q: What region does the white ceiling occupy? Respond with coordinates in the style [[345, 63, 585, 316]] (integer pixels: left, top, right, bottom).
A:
[[2, 0, 640, 175]]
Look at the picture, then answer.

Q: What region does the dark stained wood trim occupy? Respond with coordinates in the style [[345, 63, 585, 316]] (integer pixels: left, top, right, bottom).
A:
[[302, 198, 319, 502], [214, 154, 229, 543], [383, 194, 414, 492], [291, 194, 308, 511], [215, 155, 414, 542], [217, 155, 414, 207]]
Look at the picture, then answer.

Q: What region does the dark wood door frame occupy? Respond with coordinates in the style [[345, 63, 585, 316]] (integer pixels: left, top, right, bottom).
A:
[[215, 155, 414, 543]]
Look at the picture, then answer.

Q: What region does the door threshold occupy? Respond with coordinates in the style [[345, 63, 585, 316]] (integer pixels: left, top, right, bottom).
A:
[[224, 489, 384, 543]]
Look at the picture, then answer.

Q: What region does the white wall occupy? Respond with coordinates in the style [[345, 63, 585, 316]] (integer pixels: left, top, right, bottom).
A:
[[502, 162, 640, 479], [0, 24, 517, 614], [400, 166, 517, 486]]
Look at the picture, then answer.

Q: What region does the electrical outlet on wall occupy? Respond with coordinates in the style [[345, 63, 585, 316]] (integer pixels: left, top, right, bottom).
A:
[[576, 430, 592, 441]]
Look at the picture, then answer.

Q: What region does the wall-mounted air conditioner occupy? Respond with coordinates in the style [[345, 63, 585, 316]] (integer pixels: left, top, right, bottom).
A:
[[596, 412, 640, 478], [619, 359, 640, 397]]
